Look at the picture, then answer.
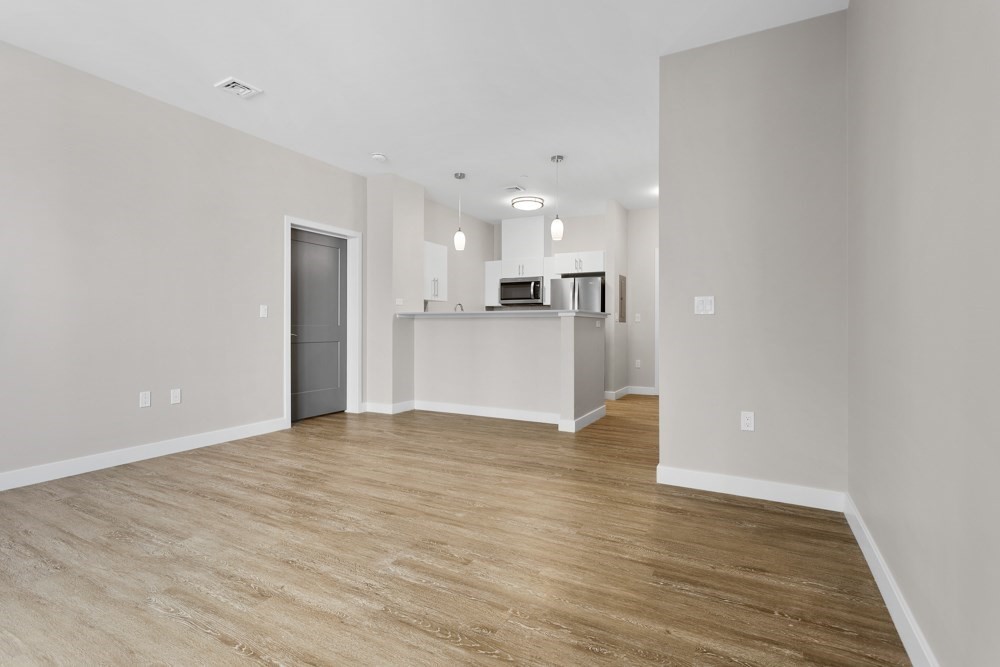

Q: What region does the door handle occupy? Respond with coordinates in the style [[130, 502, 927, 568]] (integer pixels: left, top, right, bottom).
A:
[[291, 333, 298, 337]]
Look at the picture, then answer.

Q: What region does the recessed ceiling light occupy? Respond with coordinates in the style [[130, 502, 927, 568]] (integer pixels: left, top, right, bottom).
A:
[[511, 196, 544, 211], [370, 152, 388, 163]]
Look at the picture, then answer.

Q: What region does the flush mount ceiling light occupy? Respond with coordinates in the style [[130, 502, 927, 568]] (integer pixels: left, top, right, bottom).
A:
[[453, 173, 466, 251], [550, 155, 565, 241], [511, 196, 544, 211]]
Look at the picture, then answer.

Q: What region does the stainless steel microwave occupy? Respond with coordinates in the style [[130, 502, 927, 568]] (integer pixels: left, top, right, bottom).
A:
[[499, 277, 543, 305]]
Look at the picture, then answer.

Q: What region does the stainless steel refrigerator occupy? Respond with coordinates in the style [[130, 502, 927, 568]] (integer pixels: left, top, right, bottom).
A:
[[550, 276, 605, 312]]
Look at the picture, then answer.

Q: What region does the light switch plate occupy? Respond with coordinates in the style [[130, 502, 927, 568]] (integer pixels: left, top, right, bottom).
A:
[[139, 391, 151, 408], [694, 296, 715, 315], [634, 313, 641, 323], [395, 298, 404, 306], [170, 388, 181, 405], [259, 305, 268, 318]]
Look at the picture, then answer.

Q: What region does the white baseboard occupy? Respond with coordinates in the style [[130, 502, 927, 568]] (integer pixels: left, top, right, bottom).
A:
[[558, 404, 606, 433], [604, 387, 629, 400], [0, 417, 289, 492], [363, 401, 414, 415], [412, 400, 558, 425], [844, 496, 939, 667], [656, 464, 846, 512], [604, 386, 658, 400]]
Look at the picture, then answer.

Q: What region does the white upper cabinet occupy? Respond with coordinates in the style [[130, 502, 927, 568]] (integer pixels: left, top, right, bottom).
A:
[[424, 241, 448, 301], [484, 260, 501, 307], [500, 216, 550, 278], [555, 250, 605, 275], [500, 257, 544, 278]]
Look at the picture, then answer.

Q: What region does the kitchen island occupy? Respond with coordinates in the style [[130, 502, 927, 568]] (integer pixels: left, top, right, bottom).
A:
[[395, 310, 607, 432]]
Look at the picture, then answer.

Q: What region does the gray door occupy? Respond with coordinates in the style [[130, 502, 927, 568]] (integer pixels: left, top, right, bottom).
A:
[[291, 229, 347, 420]]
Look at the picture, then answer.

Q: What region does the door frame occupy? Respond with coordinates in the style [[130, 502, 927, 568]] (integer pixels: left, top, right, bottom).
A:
[[283, 215, 363, 419], [654, 246, 659, 394]]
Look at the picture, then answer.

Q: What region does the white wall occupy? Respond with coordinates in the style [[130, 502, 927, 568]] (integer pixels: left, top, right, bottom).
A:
[[848, 2, 1000, 664], [550, 214, 605, 255], [0, 41, 366, 475], [659, 13, 848, 492], [423, 199, 493, 313], [626, 208, 658, 390]]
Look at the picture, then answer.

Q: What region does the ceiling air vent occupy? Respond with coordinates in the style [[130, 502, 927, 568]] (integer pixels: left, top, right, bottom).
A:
[[504, 185, 526, 193], [214, 77, 263, 99]]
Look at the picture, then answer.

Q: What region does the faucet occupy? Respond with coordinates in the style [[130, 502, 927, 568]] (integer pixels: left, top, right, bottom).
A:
[[454, 303, 464, 312]]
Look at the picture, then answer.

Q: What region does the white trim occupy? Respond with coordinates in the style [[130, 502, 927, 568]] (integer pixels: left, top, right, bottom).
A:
[[654, 247, 659, 394], [627, 386, 659, 396], [363, 401, 414, 415], [0, 418, 288, 492], [284, 216, 363, 415], [604, 386, 629, 400], [844, 496, 939, 667], [558, 404, 606, 433], [656, 465, 846, 512], [412, 400, 558, 425]]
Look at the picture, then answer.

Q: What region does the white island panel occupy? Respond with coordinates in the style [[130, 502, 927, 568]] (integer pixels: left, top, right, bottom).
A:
[[401, 311, 607, 431]]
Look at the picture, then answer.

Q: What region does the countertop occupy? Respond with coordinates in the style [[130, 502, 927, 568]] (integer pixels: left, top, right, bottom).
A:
[[397, 310, 608, 320]]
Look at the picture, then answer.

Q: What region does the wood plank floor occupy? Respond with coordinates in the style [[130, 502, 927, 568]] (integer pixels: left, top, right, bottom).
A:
[[0, 396, 908, 665]]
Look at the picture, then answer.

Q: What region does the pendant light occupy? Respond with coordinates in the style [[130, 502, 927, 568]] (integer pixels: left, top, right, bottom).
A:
[[453, 172, 466, 251], [550, 155, 565, 240]]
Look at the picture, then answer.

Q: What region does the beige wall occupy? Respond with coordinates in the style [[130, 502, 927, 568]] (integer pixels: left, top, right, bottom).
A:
[[626, 208, 658, 390], [606, 200, 629, 394], [553, 208, 630, 394], [848, 2, 1000, 664], [364, 174, 396, 407], [659, 13, 848, 490], [423, 199, 493, 313], [364, 173, 424, 408], [0, 41, 366, 474]]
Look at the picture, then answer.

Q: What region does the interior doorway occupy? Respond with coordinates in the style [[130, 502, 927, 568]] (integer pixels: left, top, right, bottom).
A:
[[283, 216, 363, 423], [291, 229, 347, 420]]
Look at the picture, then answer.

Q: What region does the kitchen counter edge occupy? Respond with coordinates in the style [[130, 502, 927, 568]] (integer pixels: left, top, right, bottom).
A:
[[397, 310, 609, 320]]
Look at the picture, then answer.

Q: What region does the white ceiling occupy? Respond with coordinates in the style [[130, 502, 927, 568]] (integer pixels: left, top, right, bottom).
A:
[[0, 0, 848, 222]]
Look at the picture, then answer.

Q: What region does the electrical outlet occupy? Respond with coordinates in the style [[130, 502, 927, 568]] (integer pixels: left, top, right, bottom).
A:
[[741, 411, 755, 432], [170, 388, 182, 405], [634, 312, 641, 323], [139, 391, 151, 408], [595, 320, 601, 328], [635, 359, 641, 368], [259, 305, 268, 318]]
